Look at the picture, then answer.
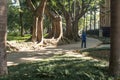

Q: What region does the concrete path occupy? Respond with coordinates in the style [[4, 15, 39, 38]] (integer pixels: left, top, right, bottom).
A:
[[7, 37, 102, 66]]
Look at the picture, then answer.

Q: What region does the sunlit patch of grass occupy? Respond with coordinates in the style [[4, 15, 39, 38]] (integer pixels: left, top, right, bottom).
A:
[[80, 47, 110, 61], [7, 34, 31, 41]]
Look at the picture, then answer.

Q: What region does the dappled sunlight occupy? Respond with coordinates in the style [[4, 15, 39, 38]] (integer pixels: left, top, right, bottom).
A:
[[5, 56, 110, 80], [63, 51, 83, 57], [6, 40, 110, 79], [81, 49, 110, 62], [21, 57, 43, 61], [7, 62, 18, 66], [7, 37, 104, 67]]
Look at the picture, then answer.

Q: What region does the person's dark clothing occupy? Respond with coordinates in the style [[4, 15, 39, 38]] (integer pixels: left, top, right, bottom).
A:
[[81, 32, 86, 48]]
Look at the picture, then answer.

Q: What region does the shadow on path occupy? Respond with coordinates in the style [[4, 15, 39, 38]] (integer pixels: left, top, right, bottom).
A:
[[7, 37, 102, 66]]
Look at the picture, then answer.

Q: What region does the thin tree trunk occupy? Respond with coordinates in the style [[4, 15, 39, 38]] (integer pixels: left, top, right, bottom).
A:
[[109, 0, 120, 77], [90, 11, 92, 30], [93, 10, 96, 30], [19, 0, 24, 37], [0, 0, 8, 76], [84, 15, 86, 31], [86, 14, 88, 32], [20, 12, 24, 37]]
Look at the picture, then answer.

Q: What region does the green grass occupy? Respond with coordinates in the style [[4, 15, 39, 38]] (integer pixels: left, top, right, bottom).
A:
[[80, 47, 110, 61], [0, 50, 114, 80], [7, 34, 31, 41], [7, 32, 47, 41], [98, 37, 110, 44], [0, 59, 110, 80]]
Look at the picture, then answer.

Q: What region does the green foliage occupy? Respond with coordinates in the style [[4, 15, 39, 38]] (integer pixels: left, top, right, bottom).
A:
[[8, 0, 33, 33], [8, 5, 20, 32]]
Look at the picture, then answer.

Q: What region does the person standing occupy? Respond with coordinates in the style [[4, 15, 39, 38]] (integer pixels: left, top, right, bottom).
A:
[[81, 31, 86, 48]]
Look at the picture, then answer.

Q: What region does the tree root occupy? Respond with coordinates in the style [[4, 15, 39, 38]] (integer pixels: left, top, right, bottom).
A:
[[6, 42, 19, 51]]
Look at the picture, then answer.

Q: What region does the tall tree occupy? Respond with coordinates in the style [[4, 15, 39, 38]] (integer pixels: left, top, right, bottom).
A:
[[45, 6, 63, 40], [26, 0, 47, 42], [89, 10, 92, 30], [93, 8, 96, 30], [52, 0, 99, 41], [109, 0, 120, 77], [0, 0, 8, 76], [19, 0, 24, 37]]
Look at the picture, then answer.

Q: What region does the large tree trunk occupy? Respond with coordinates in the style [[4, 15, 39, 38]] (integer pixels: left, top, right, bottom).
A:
[[109, 0, 120, 76], [54, 16, 63, 39], [37, 16, 43, 43], [0, 0, 8, 76], [45, 7, 63, 40], [32, 16, 38, 42], [64, 13, 73, 39], [72, 19, 79, 41], [47, 21, 54, 38], [36, 0, 47, 43], [27, 0, 47, 42], [46, 15, 63, 40]]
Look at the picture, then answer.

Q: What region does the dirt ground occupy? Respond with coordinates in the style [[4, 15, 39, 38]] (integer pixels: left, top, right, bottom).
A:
[[7, 37, 102, 66]]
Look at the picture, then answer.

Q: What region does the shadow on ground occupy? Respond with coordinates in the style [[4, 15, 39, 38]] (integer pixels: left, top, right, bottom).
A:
[[2, 56, 111, 80]]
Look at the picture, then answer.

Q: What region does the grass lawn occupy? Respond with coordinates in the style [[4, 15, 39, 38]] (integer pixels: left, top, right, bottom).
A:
[[7, 33, 31, 41], [80, 47, 110, 61], [0, 48, 115, 80]]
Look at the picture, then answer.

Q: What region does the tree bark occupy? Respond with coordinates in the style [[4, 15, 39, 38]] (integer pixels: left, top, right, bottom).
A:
[[27, 0, 47, 42], [72, 19, 79, 41], [19, 0, 24, 37], [37, 0, 47, 42], [0, 0, 8, 76], [32, 16, 38, 42], [57, 0, 92, 41], [64, 13, 73, 39], [54, 16, 63, 39], [93, 10, 96, 30], [20, 12, 24, 37], [45, 7, 63, 40], [37, 16, 43, 43], [89, 11, 92, 30], [109, 0, 120, 76]]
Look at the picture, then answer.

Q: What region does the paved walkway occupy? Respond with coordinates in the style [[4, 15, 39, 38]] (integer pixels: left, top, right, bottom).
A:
[[7, 37, 102, 66]]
